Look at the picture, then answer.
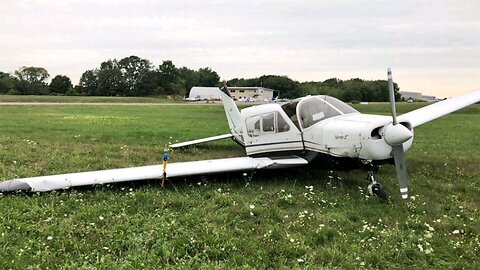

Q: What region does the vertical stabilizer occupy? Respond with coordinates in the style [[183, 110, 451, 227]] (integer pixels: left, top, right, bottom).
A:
[[218, 86, 244, 144]]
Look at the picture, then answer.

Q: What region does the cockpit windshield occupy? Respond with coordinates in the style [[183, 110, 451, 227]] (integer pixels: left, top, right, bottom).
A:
[[318, 95, 359, 114], [298, 96, 358, 129]]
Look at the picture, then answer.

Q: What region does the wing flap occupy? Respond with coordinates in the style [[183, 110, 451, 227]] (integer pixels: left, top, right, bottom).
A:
[[170, 134, 233, 149], [0, 156, 307, 192], [398, 89, 480, 127]]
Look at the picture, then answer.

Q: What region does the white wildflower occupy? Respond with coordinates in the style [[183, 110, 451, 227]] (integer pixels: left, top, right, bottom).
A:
[[249, 204, 255, 209]]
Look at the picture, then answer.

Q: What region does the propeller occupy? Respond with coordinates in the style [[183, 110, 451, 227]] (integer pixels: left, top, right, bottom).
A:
[[384, 68, 412, 199]]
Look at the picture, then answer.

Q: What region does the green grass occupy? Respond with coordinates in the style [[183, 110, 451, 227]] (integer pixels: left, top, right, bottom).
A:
[[0, 95, 180, 103], [0, 103, 479, 269]]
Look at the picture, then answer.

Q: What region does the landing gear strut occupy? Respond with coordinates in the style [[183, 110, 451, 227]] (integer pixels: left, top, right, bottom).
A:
[[364, 165, 389, 202]]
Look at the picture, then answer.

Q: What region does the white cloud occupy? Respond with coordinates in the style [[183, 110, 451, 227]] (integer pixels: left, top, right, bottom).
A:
[[1, 0, 479, 96]]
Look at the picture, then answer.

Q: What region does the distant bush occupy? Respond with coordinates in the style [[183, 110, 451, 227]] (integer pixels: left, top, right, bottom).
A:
[[6, 89, 20, 95]]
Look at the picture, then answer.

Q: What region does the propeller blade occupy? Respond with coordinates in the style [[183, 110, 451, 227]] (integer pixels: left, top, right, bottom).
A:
[[387, 68, 398, 125], [393, 144, 409, 199]]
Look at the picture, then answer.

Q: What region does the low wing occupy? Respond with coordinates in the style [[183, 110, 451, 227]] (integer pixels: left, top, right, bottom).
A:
[[398, 89, 480, 128], [0, 156, 308, 192], [170, 134, 233, 149]]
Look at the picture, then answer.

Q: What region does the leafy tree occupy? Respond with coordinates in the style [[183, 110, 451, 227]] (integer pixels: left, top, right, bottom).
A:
[[294, 77, 401, 102], [14, 66, 50, 95], [322, 78, 342, 88], [77, 69, 98, 96], [118, 56, 153, 96], [230, 78, 259, 87], [178, 67, 199, 96], [258, 75, 299, 98], [14, 67, 49, 84], [49, 75, 73, 95], [135, 70, 161, 96], [158, 61, 178, 84], [0, 72, 17, 94], [197, 67, 220, 87], [157, 60, 179, 94], [97, 60, 126, 96]]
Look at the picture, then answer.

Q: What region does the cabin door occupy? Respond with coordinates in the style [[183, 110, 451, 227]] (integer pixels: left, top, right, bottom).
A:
[[244, 110, 304, 156]]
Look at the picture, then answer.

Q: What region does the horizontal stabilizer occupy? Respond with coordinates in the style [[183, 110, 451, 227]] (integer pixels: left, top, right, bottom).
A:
[[170, 134, 233, 149], [0, 156, 308, 192], [398, 89, 480, 127]]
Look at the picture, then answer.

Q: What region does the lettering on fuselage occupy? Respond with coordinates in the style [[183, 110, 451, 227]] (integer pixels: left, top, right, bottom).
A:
[[335, 134, 349, 140]]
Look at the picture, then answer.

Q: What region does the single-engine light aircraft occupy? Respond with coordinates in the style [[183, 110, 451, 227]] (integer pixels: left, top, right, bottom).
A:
[[1, 69, 479, 200]]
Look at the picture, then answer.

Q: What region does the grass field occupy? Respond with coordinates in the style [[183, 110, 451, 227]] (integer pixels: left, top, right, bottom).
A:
[[0, 94, 179, 103], [0, 101, 478, 269]]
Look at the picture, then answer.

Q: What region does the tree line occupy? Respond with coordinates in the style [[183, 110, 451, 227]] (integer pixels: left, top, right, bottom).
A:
[[0, 55, 400, 101], [0, 56, 220, 97]]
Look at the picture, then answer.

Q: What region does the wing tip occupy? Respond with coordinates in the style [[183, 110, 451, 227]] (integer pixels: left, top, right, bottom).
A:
[[0, 180, 32, 192]]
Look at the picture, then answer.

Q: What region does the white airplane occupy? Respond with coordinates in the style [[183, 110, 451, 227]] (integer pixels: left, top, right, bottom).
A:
[[1, 69, 479, 200]]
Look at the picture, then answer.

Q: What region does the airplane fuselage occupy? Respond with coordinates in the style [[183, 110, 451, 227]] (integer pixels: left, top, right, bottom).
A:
[[234, 96, 413, 169]]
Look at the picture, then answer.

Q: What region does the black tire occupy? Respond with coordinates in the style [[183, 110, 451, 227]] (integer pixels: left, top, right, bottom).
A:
[[371, 183, 389, 202]]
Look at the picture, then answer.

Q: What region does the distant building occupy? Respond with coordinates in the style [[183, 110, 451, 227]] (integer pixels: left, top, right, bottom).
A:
[[400, 91, 437, 102], [189, 87, 222, 100], [422, 95, 437, 102], [189, 86, 276, 101], [228, 87, 275, 101]]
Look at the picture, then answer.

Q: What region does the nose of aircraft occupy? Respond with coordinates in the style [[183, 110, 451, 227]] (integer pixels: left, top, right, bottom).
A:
[[382, 123, 413, 145]]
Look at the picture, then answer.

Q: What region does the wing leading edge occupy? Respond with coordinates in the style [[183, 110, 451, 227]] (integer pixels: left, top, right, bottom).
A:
[[170, 134, 233, 149], [0, 156, 308, 192], [398, 89, 480, 128]]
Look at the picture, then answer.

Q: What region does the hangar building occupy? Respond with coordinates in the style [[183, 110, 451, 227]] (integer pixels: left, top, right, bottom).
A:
[[189, 86, 276, 101], [400, 91, 437, 102]]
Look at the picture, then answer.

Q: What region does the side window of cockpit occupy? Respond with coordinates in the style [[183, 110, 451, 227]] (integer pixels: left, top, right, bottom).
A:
[[262, 113, 275, 132], [246, 116, 261, 137], [246, 112, 291, 137], [277, 114, 290, 132]]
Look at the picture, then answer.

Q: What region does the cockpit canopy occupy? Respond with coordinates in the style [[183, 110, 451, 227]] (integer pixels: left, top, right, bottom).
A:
[[282, 95, 359, 129]]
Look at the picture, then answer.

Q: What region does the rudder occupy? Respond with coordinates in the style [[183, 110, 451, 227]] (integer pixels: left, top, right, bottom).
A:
[[218, 86, 244, 144]]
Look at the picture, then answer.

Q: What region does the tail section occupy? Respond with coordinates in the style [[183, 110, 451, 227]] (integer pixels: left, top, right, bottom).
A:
[[218, 86, 244, 144]]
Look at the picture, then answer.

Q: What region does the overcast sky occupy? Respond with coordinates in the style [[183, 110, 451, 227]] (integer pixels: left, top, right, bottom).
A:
[[1, 0, 479, 97]]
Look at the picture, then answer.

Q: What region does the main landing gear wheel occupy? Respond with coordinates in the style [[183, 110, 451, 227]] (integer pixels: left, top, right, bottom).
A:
[[366, 171, 389, 202], [368, 182, 388, 202]]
